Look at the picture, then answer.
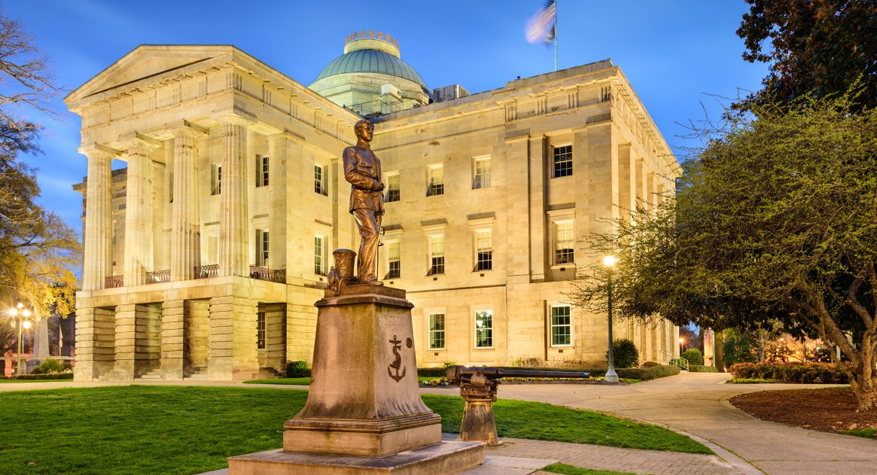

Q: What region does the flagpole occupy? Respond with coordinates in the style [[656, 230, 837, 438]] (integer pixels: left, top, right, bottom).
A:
[[554, 0, 558, 71]]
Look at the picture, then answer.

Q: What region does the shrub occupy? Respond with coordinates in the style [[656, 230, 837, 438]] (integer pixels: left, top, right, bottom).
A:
[[729, 362, 848, 384], [688, 365, 719, 373], [607, 339, 639, 368], [417, 367, 448, 378], [681, 348, 703, 365], [617, 364, 681, 381], [642, 361, 660, 368], [32, 358, 68, 375], [286, 361, 310, 378]]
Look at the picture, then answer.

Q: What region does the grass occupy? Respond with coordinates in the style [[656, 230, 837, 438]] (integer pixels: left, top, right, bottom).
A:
[[543, 463, 642, 475], [0, 386, 710, 474], [0, 379, 68, 383], [726, 378, 777, 384], [243, 377, 311, 385], [839, 428, 877, 439]]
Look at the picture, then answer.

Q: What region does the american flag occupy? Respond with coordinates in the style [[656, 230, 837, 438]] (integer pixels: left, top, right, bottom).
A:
[[525, 0, 557, 44]]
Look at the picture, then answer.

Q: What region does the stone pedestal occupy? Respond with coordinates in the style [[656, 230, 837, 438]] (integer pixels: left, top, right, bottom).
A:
[[228, 283, 484, 474]]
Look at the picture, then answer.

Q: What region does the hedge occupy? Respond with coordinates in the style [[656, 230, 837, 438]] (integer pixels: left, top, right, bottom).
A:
[[13, 373, 74, 380], [688, 365, 719, 373], [729, 362, 848, 384], [418, 366, 605, 378], [616, 364, 681, 380]]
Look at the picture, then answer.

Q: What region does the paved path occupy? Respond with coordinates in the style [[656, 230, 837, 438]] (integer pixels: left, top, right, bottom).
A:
[[456, 373, 877, 474], [6, 375, 877, 474]]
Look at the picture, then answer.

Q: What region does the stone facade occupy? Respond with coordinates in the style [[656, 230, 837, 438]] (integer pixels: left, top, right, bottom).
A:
[[68, 40, 680, 381]]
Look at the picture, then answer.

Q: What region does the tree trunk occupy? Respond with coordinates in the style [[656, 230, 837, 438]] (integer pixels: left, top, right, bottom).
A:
[[714, 330, 725, 372]]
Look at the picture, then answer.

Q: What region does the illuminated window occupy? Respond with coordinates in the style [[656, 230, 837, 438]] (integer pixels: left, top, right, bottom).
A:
[[554, 220, 574, 264], [386, 172, 400, 202], [475, 230, 492, 271], [427, 165, 444, 196], [314, 235, 325, 275], [473, 156, 491, 189], [386, 241, 400, 278], [428, 235, 445, 275], [429, 313, 445, 350], [257, 155, 269, 187], [550, 305, 571, 346], [475, 310, 493, 348]]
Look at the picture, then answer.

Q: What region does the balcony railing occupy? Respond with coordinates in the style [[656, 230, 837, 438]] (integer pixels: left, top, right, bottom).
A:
[[146, 269, 171, 284], [195, 264, 219, 279], [249, 265, 286, 284], [105, 275, 124, 288]]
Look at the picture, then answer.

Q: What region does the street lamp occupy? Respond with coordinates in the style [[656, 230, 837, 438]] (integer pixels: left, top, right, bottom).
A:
[[679, 337, 685, 356], [603, 255, 619, 383], [8, 303, 33, 378]]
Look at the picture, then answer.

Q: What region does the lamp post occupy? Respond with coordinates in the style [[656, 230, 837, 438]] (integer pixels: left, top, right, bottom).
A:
[[603, 255, 619, 383], [8, 303, 33, 377], [679, 337, 685, 356]]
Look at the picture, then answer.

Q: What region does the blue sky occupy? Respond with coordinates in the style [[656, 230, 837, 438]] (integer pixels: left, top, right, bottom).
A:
[[6, 0, 767, 238]]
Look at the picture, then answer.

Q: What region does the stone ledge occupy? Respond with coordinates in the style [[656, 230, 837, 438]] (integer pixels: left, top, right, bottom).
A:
[[227, 440, 484, 475]]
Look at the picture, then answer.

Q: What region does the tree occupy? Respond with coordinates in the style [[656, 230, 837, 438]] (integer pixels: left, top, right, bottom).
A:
[[0, 9, 77, 375], [571, 92, 877, 410], [737, 0, 877, 111]]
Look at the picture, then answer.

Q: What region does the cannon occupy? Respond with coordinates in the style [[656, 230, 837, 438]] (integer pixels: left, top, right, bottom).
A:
[[445, 365, 590, 445]]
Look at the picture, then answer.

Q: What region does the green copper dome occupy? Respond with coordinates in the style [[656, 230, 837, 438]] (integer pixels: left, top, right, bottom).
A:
[[314, 49, 428, 90]]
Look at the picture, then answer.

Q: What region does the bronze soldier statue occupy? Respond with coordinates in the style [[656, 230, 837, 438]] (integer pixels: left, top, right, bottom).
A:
[[343, 119, 385, 285]]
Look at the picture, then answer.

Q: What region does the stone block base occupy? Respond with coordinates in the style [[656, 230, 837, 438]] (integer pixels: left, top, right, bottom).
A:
[[284, 413, 442, 457], [227, 440, 484, 475]]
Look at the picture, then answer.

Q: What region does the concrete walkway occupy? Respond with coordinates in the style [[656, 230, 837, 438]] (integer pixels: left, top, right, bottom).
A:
[[459, 372, 877, 474], [5, 374, 877, 474]]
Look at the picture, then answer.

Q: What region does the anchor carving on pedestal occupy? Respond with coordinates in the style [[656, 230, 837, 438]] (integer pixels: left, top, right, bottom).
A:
[[388, 335, 406, 382]]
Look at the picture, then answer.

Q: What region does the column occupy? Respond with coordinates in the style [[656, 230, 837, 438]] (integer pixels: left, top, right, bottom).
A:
[[171, 125, 205, 281], [218, 116, 251, 277], [161, 299, 185, 379], [267, 134, 288, 271], [122, 136, 160, 286], [503, 135, 530, 284], [80, 145, 116, 290], [113, 303, 138, 380], [528, 135, 546, 282]]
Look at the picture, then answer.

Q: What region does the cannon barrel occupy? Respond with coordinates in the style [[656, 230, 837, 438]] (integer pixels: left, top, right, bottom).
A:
[[445, 365, 589, 383]]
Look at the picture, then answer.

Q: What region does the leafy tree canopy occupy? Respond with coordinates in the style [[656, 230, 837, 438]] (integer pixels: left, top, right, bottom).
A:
[[571, 91, 877, 410], [737, 0, 877, 111]]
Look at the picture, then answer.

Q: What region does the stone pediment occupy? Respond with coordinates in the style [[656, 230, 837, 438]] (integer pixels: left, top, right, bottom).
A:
[[65, 45, 236, 107]]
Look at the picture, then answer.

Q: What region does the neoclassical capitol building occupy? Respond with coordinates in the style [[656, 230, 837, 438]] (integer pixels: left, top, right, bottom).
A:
[[68, 32, 681, 381]]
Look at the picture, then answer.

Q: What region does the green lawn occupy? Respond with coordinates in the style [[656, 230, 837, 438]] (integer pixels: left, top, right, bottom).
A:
[[0, 386, 709, 474], [543, 463, 642, 475]]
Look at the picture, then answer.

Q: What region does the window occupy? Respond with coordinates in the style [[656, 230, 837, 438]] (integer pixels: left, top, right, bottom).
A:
[[169, 172, 174, 203], [550, 305, 572, 346], [475, 230, 492, 271], [386, 173, 400, 202], [314, 235, 325, 275], [552, 145, 573, 178], [428, 313, 445, 350], [554, 221, 574, 265], [428, 235, 445, 275], [427, 165, 444, 196], [257, 155, 269, 187], [257, 311, 266, 349], [256, 229, 269, 266], [211, 164, 222, 195], [473, 156, 491, 189], [386, 241, 401, 279], [475, 310, 493, 348], [315, 164, 327, 195]]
